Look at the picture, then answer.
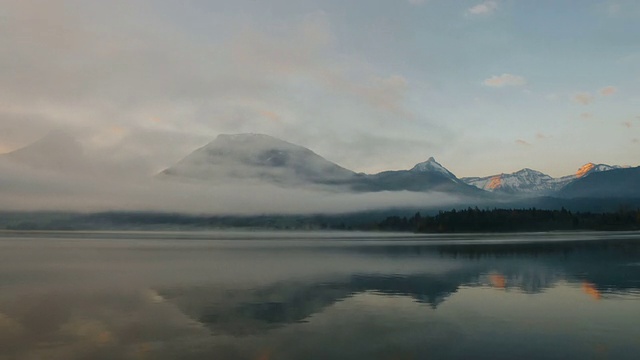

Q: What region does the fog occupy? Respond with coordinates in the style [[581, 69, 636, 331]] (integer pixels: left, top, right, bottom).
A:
[[0, 0, 452, 177], [0, 152, 466, 215]]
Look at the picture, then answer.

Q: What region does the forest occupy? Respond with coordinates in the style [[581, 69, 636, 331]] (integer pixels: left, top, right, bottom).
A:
[[374, 208, 640, 233]]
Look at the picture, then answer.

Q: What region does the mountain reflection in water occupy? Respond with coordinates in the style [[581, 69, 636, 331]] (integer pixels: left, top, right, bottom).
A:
[[0, 231, 639, 359]]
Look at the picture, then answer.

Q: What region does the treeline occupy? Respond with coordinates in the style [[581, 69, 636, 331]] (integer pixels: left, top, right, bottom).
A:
[[375, 208, 640, 233], [3, 208, 640, 232]]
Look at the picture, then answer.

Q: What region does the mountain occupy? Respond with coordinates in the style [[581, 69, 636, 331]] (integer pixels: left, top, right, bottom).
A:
[[574, 162, 622, 178], [355, 157, 482, 194], [3, 131, 85, 171], [160, 133, 360, 187], [462, 162, 622, 196], [410, 157, 458, 180], [557, 166, 640, 199], [161, 133, 484, 195], [462, 168, 555, 194]]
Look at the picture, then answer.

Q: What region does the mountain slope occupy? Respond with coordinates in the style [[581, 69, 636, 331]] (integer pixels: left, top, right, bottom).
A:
[[161, 134, 484, 195], [557, 167, 640, 199], [410, 157, 458, 180], [160, 133, 359, 187], [354, 157, 483, 195], [463, 168, 554, 194], [3, 131, 85, 171], [462, 163, 622, 195]]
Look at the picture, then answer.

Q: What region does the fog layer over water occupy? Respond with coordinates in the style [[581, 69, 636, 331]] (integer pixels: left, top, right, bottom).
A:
[[1, 231, 639, 359]]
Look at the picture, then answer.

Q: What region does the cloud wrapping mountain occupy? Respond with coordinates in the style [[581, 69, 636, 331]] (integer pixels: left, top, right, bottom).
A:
[[0, 132, 637, 214]]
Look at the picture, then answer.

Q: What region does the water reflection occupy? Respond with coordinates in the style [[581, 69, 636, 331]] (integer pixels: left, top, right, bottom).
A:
[[0, 232, 639, 359]]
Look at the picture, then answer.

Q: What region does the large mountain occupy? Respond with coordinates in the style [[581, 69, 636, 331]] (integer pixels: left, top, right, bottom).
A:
[[2, 131, 86, 171], [462, 163, 622, 196], [160, 133, 359, 187], [160, 134, 483, 195]]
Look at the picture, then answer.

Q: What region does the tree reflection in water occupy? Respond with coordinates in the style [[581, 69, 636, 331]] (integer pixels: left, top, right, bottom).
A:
[[0, 232, 639, 359]]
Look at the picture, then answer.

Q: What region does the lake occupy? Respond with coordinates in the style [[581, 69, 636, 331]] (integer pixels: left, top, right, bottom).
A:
[[0, 231, 639, 359]]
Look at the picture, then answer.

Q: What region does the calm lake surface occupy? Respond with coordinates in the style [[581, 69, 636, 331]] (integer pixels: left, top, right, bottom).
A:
[[1, 231, 639, 360]]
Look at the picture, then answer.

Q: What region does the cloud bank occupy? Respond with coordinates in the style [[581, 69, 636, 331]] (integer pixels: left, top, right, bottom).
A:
[[0, 155, 465, 215]]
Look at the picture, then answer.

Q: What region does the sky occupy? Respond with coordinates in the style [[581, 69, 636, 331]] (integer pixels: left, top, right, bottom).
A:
[[1, 0, 639, 181]]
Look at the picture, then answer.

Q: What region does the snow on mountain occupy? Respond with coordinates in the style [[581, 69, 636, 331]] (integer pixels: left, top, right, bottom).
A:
[[462, 168, 554, 194], [160, 133, 358, 186], [558, 166, 640, 199], [575, 163, 621, 178], [462, 163, 622, 195], [160, 133, 625, 196], [160, 134, 483, 194], [410, 157, 458, 181]]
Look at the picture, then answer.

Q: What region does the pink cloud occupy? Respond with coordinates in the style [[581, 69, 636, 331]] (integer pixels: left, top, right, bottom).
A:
[[600, 86, 617, 96], [515, 139, 531, 146], [483, 73, 526, 87], [574, 93, 594, 105]]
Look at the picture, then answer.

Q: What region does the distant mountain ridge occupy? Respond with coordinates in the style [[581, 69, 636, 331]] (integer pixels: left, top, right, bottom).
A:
[[160, 133, 483, 195], [462, 163, 623, 195], [557, 167, 640, 199], [6, 131, 637, 201]]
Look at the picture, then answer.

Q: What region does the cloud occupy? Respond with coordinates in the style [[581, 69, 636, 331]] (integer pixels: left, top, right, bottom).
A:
[[573, 93, 594, 105], [515, 139, 531, 146], [0, 1, 433, 177], [468, 1, 498, 15], [623, 121, 632, 128], [258, 110, 282, 123], [600, 86, 617, 96], [0, 156, 467, 214], [357, 75, 410, 116], [580, 112, 593, 120], [535, 133, 547, 140], [573, 86, 615, 106], [0, 131, 465, 214], [483, 74, 527, 87]]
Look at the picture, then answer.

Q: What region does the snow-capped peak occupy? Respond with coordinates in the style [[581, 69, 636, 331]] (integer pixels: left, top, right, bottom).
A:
[[410, 157, 457, 179], [513, 168, 548, 177], [575, 162, 620, 178], [462, 162, 624, 195], [461, 167, 554, 194]]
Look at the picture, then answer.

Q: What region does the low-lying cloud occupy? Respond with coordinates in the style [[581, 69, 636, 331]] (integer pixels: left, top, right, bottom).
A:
[[0, 157, 464, 215]]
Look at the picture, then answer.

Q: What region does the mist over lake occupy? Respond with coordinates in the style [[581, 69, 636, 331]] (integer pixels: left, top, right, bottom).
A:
[[1, 231, 639, 360]]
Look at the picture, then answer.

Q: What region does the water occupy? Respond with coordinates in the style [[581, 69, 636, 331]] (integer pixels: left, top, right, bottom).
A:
[[0, 231, 639, 360]]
